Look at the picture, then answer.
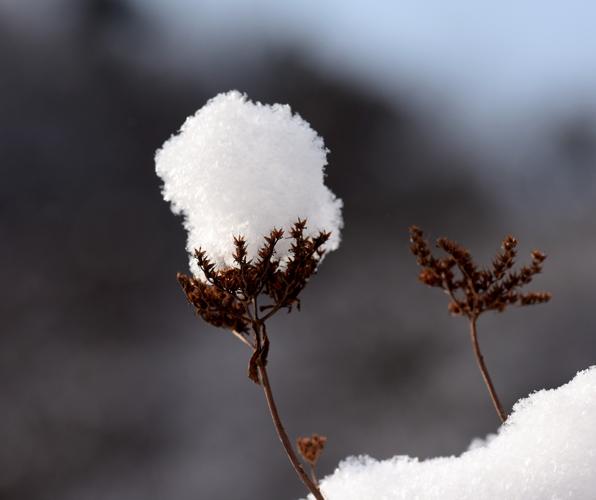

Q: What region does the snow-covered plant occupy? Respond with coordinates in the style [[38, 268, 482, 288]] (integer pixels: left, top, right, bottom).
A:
[[156, 91, 582, 500], [409, 226, 551, 422], [155, 91, 342, 500], [155, 90, 342, 277]]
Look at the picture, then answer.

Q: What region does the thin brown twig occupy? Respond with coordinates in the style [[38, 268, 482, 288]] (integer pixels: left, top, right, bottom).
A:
[[251, 299, 324, 500], [231, 329, 255, 349], [309, 464, 319, 488], [259, 282, 292, 322], [257, 359, 324, 500], [469, 317, 507, 423]]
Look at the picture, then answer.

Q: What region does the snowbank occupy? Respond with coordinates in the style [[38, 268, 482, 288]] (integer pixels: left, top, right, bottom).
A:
[[310, 367, 596, 500]]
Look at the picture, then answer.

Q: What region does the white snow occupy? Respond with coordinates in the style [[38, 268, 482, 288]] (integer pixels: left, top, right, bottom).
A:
[[309, 366, 596, 500], [155, 90, 343, 278]]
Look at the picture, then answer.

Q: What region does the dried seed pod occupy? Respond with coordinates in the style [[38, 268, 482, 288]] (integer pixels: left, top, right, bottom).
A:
[[297, 434, 328, 467]]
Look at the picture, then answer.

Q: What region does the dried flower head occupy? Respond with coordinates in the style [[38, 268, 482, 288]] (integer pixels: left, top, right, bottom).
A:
[[177, 219, 330, 381], [409, 226, 551, 319]]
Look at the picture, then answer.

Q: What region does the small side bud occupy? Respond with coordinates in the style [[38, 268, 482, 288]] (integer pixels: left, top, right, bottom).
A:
[[448, 301, 462, 315], [531, 250, 546, 263], [297, 434, 327, 467], [419, 268, 441, 286]]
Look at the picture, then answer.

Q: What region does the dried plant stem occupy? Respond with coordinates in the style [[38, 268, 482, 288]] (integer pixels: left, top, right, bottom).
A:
[[178, 224, 331, 499], [469, 318, 507, 423], [249, 296, 324, 500], [257, 360, 324, 500], [232, 323, 323, 498], [309, 464, 319, 488], [231, 329, 254, 348]]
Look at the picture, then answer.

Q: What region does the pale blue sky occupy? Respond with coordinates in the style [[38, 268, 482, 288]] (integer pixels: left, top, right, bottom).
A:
[[4, 0, 595, 160], [5, 0, 596, 118], [136, 0, 596, 117]]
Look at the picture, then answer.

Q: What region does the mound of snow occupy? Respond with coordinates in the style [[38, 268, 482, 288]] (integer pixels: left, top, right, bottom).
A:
[[310, 367, 596, 500], [155, 91, 343, 278]]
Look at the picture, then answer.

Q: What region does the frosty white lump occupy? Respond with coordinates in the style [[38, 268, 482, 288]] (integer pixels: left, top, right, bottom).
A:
[[155, 90, 343, 278], [307, 366, 596, 500]]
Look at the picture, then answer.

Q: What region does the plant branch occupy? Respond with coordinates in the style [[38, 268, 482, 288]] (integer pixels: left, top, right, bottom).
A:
[[309, 464, 319, 488], [257, 359, 324, 500], [249, 299, 324, 500], [178, 223, 331, 499], [231, 329, 255, 349], [469, 317, 507, 423], [409, 226, 550, 421]]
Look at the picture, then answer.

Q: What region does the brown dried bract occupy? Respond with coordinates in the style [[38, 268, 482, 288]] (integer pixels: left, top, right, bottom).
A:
[[297, 434, 327, 467], [177, 219, 330, 381], [409, 226, 551, 319]]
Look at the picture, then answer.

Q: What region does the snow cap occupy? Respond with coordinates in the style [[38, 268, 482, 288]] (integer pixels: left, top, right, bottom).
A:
[[155, 91, 343, 278]]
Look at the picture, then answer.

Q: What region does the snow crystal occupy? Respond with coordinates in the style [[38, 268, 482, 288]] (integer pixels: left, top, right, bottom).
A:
[[155, 90, 343, 277], [308, 367, 596, 500]]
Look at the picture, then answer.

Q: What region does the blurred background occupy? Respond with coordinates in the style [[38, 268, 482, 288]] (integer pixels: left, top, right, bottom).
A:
[[2, 1, 596, 499]]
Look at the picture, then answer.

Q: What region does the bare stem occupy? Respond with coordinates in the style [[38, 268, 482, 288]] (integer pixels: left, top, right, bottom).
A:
[[309, 464, 319, 488], [469, 317, 507, 423], [231, 329, 255, 349], [249, 298, 324, 500], [257, 361, 324, 500]]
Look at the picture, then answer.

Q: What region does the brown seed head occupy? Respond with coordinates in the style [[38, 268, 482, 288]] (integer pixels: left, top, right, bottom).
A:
[[408, 226, 551, 319], [177, 220, 332, 381], [297, 434, 327, 466]]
